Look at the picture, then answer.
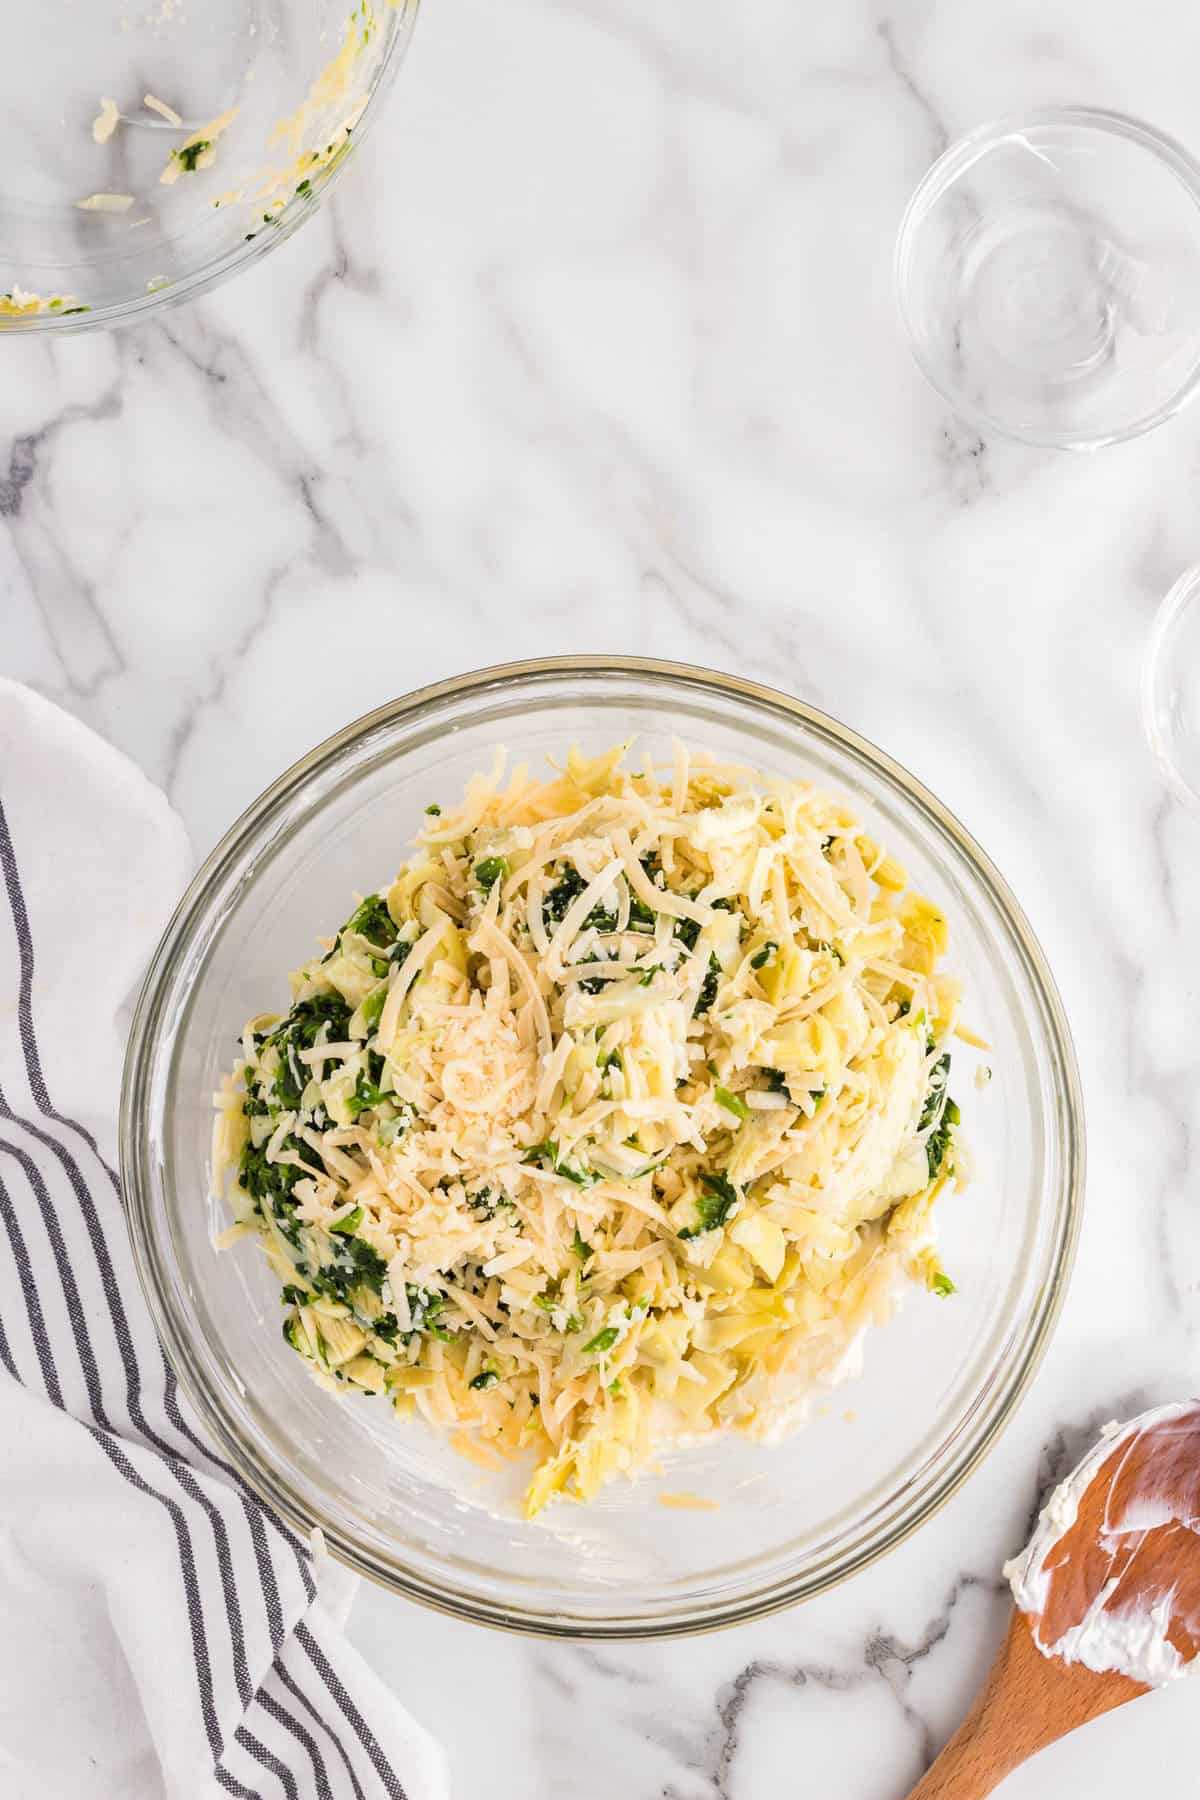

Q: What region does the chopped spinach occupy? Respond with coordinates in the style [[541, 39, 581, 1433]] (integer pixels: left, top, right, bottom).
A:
[[628, 894, 657, 931], [575, 954, 609, 995], [543, 865, 585, 926], [308, 1236, 388, 1305], [542, 864, 617, 933], [343, 893, 398, 948], [242, 1078, 271, 1119], [348, 1070, 388, 1120], [694, 954, 722, 1015], [238, 1137, 320, 1209], [173, 139, 210, 174], [925, 1097, 960, 1179], [918, 1054, 951, 1132], [355, 1286, 450, 1344], [679, 1172, 741, 1239], [469, 1186, 512, 1219], [404, 1285, 454, 1341], [266, 993, 353, 1109], [673, 916, 701, 952], [476, 855, 509, 891], [469, 1368, 500, 1390], [919, 1054, 959, 1177], [522, 1140, 599, 1187]]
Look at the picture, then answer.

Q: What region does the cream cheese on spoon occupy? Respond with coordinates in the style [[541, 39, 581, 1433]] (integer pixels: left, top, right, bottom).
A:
[[1005, 1399, 1200, 1688]]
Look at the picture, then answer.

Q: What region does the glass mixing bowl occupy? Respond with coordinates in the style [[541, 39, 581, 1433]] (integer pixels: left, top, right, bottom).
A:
[[1, 0, 418, 332], [1142, 565, 1200, 811], [895, 108, 1200, 449], [121, 659, 1083, 1637]]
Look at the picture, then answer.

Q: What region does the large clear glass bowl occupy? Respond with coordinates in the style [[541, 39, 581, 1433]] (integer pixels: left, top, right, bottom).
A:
[[1, 0, 418, 333], [120, 659, 1083, 1638]]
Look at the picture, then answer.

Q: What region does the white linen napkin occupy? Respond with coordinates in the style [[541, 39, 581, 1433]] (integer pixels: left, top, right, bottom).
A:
[[0, 679, 449, 1800]]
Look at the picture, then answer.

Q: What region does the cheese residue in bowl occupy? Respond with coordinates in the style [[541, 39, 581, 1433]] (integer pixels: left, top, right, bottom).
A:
[[213, 743, 968, 1515], [0, 287, 87, 319]]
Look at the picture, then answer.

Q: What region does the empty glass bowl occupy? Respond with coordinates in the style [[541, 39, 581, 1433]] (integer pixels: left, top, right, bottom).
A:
[[121, 660, 1083, 1636], [896, 108, 1200, 448], [1142, 566, 1200, 809], [1, 0, 418, 331]]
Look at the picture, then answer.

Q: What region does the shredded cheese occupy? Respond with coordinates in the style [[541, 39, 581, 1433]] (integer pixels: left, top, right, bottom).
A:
[[75, 192, 134, 212], [144, 93, 184, 127], [92, 98, 121, 145]]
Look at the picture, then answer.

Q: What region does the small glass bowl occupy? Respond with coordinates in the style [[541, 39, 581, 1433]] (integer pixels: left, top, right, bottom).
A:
[[121, 659, 1083, 1637], [896, 108, 1200, 448], [0, 0, 418, 333], [1142, 566, 1200, 809]]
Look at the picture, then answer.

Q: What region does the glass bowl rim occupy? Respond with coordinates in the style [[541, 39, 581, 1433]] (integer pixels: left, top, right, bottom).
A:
[[894, 103, 1200, 451], [1141, 561, 1200, 810], [120, 654, 1085, 1638], [0, 0, 420, 336]]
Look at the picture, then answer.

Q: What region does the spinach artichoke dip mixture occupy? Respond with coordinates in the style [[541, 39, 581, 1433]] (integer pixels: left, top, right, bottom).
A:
[[213, 744, 967, 1517]]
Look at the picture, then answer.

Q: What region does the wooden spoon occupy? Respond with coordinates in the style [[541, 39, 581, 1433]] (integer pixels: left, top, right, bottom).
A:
[[906, 1606, 1144, 1797], [906, 1400, 1200, 1799]]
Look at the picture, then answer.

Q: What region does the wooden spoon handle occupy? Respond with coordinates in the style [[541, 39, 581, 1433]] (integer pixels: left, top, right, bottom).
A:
[[905, 1610, 1144, 1800], [906, 1611, 1037, 1800], [906, 1712, 1019, 1800]]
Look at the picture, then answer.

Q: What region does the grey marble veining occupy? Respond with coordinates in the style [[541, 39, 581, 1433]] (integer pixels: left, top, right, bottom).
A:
[[5, 0, 1200, 1793]]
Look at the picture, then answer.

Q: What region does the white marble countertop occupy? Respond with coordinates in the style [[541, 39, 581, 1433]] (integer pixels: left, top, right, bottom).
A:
[[6, 1, 1200, 1793]]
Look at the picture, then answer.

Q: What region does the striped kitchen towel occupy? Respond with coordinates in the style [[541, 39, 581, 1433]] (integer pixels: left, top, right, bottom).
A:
[[0, 680, 449, 1800]]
